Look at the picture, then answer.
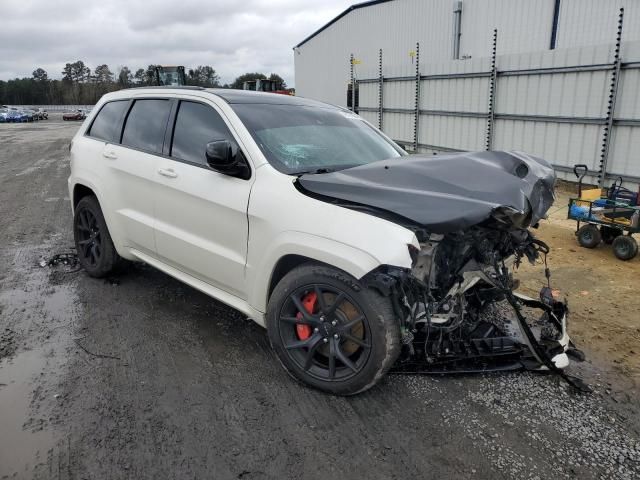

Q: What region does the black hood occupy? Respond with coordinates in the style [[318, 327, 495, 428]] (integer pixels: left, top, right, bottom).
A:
[[297, 151, 556, 233]]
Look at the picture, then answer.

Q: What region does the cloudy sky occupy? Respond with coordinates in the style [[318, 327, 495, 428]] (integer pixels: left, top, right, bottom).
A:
[[0, 0, 354, 86]]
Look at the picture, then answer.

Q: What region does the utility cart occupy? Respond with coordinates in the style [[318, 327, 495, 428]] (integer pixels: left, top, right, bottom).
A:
[[568, 164, 640, 260]]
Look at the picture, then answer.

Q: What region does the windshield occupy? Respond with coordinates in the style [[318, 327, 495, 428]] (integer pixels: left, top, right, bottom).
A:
[[231, 103, 406, 174]]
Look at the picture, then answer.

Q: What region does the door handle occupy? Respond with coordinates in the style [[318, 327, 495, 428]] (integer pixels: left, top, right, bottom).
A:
[[102, 150, 117, 160], [158, 168, 178, 178]]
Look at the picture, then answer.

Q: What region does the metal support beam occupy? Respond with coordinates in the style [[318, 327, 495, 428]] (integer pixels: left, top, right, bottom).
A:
[[550, 0, 561, 49], [357, 60, 640, 85], [486, 29, 498, 151], [378, 48, 383, 130], [598, 8, 624, 187], [349, 53, 355, 112], [413, 42, 420, 152], [357, 106, 637, 127], [452, 1, 463, 59]]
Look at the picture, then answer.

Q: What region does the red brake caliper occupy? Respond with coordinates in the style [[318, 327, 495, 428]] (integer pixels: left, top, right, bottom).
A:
[[296, 292, 317, 340]]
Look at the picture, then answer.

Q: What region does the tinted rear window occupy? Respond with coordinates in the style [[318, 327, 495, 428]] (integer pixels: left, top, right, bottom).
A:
[[88, 101, 128, 142], [122, 99, 171, 153]]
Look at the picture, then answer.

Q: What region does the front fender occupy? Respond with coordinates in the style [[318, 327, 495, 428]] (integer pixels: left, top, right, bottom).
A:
[[248, 231, 391, 313]]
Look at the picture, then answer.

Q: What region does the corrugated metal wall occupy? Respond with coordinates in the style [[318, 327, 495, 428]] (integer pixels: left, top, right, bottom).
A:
[[295, 0, 640, 107], [356, 38, 640, 185], [296, 0, 640, 184], [459, 0, 554, 58], [295, 0, 456, 107], [557, 0, 640, 49]]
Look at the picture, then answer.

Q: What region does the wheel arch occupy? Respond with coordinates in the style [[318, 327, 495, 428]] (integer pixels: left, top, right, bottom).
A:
[[73, 183, 96, 210], [248, 232, 384, 314], [267, 254, 335, 301], [70, 180, 131, 260]]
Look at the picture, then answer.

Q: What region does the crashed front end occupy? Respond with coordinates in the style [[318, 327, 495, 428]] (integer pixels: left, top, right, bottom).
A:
[[364, 225, 581, 381], [298, 150, 587, 389]]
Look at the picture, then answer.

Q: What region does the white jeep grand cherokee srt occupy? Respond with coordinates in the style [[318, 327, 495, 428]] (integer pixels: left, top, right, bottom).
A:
[[69, 87, 581, 395]]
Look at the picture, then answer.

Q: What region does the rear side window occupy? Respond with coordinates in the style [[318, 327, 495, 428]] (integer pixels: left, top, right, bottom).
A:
[[171, 101, 235, 166], [122, 99, 171, 153], [88, 101, 128, 142]]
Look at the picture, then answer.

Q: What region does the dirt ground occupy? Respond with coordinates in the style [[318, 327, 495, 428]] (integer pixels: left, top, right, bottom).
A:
[[1, 116, 639, 480]]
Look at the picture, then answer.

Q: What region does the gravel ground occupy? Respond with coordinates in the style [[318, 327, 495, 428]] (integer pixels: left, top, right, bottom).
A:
[[1, 115, 639, 479]]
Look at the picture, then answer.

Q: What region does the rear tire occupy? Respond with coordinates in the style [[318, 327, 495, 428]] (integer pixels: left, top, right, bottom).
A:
[[612, 235, 638, 261], [73, 195, 123, 277], [577, 224, 601, 248], [267, 264, 400, 395]]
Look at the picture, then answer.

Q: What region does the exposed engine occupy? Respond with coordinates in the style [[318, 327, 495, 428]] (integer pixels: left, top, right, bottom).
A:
[[364, 220, 587, 390]]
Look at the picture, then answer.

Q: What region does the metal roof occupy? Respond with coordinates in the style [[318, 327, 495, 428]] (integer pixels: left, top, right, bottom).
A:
[[294, 0, 395, 48]]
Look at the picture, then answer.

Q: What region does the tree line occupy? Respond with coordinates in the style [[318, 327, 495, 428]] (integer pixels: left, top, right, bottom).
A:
[[0, 60, 287, 105]]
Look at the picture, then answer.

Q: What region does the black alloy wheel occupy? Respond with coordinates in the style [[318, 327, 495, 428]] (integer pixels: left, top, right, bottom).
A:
[[73, 195, 123, 277], [267, 264, 400, 395], [277, 284, 371, 382], [76, 207, 103, 268]]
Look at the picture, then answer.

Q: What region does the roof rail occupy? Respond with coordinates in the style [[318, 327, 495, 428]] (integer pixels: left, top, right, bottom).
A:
[[123, 85, 206, 91]]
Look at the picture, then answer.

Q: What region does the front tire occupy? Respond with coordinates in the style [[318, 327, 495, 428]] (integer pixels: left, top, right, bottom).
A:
[[267, 264, 400, 395], [73, 195, 122, 277]]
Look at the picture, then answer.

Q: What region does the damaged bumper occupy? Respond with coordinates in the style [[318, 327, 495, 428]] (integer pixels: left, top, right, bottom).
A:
[[363, 245, 587, 390]]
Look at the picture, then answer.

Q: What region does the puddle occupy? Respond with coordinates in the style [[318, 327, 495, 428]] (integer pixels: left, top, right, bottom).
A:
[[0, 248, 78, 477], [0, 349, 56, 476]]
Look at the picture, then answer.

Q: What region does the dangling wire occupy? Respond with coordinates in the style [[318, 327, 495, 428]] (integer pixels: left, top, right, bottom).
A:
[[543, 250, 551, 289]]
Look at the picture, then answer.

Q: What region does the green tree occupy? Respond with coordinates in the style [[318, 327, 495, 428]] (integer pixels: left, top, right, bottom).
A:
[[133, 68, 145, 84], [187, 65, 220, 87], [117, 66, 132, 87], [62, 60, 90, 83], [268, 73, 286, 89], [230, 72, 266, 90], [144, 65, 158, 86], [94, 64, 114, 84], [32, 68, 48, 82]]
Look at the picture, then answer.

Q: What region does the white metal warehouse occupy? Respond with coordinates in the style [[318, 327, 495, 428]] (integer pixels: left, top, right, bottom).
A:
[[293, 0, 640, 185]]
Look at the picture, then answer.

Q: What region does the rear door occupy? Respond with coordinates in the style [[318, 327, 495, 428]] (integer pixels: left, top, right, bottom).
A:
[[106, 98, 172, 255], [83, 98, 160, 255], [152, 98, 253, 298]]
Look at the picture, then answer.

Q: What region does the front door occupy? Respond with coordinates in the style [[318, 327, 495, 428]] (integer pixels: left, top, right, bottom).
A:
[[152, 99, 253, 298]]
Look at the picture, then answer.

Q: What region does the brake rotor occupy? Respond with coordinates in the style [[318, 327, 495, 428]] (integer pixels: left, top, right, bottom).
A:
[[324, 293, 364, 355]]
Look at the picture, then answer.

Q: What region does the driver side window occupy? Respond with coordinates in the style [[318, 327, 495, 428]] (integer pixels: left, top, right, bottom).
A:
[[170, 101, 236, 167]]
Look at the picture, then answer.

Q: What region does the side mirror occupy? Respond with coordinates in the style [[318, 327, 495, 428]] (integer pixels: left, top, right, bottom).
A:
[[205, 140, 250, 179]]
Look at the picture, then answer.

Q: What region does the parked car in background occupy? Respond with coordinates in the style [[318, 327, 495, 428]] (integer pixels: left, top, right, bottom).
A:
[[37, 108, 48, 120], [0, 108, 8, 122], [63, 110, 85, 121], [26, 109, 39, 121], [9, 109, 29, 123]]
